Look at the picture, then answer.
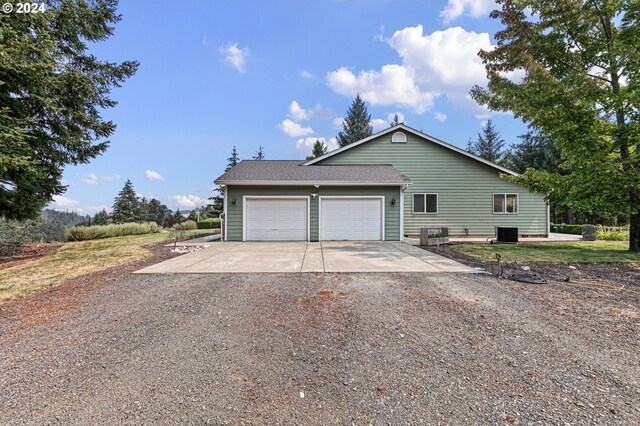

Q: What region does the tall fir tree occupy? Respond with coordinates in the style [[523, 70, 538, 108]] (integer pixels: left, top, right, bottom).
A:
[[0, 1, 138, 220], [508, 131, 563, 175], [390, 114, 401, 127], [466, 119, 507, 165], [92, 209, 110, 226], [226, 146, 240, 171], [253, 146, 265, 160], [306, 140, 328, 161], [111, 179, 142, 223], [336, 94, 373, 147]]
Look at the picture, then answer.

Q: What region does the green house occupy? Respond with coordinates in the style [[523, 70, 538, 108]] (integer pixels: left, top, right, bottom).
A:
[[214, 124, 548, 242]]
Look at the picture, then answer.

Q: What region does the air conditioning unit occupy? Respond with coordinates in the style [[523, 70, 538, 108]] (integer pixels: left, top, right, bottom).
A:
[[496, 227, 518, 243]]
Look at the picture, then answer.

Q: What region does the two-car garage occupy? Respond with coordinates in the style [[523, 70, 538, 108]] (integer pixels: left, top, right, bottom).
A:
[[243, 197, 384, 241]]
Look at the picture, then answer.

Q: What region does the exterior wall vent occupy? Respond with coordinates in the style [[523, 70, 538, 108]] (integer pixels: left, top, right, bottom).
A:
[[391, 131, 407, 143]]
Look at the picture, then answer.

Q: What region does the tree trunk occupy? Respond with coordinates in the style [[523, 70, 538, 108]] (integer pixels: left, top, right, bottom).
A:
[[629, 190, 640, 252]]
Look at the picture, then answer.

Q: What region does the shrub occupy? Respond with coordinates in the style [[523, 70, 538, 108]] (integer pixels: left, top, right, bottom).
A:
[[197, 218, 221, 229], [596, 231, 629, 241], [550, 224, 583, 235], [66, 222, 160, 241], [172, 220, 197, 231]]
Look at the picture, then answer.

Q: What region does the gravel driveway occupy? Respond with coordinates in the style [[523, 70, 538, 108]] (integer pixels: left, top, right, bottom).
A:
[[1, 271, 638, 424]]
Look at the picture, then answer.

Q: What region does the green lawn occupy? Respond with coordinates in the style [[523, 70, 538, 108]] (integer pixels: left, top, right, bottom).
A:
[[0, 229, 216, 301], [452, 241, 640, 264]]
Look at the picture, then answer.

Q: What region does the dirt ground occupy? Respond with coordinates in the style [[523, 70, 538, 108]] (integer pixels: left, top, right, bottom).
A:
[[0, 243, 63, 271], [425, 244, 640, 288], [1, 256, 638, 424]]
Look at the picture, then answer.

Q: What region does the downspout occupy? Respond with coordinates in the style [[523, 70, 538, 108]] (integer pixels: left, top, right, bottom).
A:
[[400, 184, 407, 242], [223, 185, 228, 242]]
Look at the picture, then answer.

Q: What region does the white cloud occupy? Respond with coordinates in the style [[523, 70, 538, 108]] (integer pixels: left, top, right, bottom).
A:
[[370, 118, 388, 131], [300, 69, 314, 79], [287, 100, 332, 122], [278, 119, 313, 137], [434, 111, 448, 122], [328, 65, 435, 114], [202, 36, 208, 45], [288, 101, 312, 121], [51, 194, 79, 209], [168, 194, 207, 210], [296, 137, 339, 154], [100, 174, 121, 183], [326, 25, 494, 117], [82, 173, 99, 185], [144, 170, 164, 181], [219, 43, 250, 73], [332, 117, 344, 129], [440, 0, 495, 23]]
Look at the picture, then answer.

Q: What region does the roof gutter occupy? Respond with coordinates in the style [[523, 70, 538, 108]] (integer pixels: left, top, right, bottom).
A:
[[213, 180, 411, 186]]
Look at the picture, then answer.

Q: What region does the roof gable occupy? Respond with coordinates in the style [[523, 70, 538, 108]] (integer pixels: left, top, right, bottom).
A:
[[303, 124, 518, 176]]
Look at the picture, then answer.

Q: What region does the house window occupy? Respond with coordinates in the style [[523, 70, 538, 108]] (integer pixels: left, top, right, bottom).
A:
[[493, 193, 518, 214], [413, 193, 438, 214], [391, 131, 407, 143]]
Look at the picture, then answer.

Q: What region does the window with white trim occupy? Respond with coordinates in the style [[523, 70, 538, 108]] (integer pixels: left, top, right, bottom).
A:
[[493, 193, 518, 214], [413, 193, 438, 214], [391, 131, 407, 143]]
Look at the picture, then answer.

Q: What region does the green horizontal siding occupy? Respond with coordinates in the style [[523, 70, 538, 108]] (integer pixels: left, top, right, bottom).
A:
[[317, 132, 548, 236], [225, 185, 402, 241]]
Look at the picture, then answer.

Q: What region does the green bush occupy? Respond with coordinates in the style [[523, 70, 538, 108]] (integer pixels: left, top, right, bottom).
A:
[[596, 231, 629, 241], [66, 222, 160, 241], [172, 220, 197, 231], [197, 218, 221, 229], [550, 224, 584, 235]]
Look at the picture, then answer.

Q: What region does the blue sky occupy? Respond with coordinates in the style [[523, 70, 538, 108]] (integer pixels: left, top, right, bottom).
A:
[[50, 0, 529, 214]]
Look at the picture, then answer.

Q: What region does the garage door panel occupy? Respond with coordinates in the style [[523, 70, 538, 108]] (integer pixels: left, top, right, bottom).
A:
[[245, 198, 308, 241], [321, 198, 383, 241]]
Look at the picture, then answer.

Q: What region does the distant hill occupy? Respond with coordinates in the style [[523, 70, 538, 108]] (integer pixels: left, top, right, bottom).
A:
[[0, 209, 89, 243]]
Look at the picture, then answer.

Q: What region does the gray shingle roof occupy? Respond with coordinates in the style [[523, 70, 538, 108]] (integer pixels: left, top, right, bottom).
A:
[[214, 160, 411, 185]]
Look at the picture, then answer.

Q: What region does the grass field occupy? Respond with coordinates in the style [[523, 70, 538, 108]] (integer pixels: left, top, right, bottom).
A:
[[452, 241, 640, 264], [0, 230, 215, 301]]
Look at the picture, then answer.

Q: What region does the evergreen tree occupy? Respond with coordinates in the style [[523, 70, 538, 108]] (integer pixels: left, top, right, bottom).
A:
[[93, 209, 110, 226], [146, 198, 171, 225], [390, 114, 401, 127], [173, 209, 185, 225], [111, 179, 142, 223], [466, 119, 507, 165], [226, 146, 240, 171], [336, 94, 373, 147], [253, 146, 265, 160], [508, 131, 563, 175], [306, 140, 328, 161], [0, 1, 138, 220]]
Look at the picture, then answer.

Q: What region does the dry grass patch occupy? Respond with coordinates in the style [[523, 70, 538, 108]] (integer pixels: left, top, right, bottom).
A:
[[0, 230, 214, 301]]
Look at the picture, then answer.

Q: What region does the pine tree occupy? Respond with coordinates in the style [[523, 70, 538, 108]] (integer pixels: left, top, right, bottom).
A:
[[390, 114, 401, 127], [306, 140, 328, 161], [226, 146, 240, 171], [253, 146, 265, 160], [337, 94, 373, 147], [0, 2, 138, 220], [466, 119, 506, 164], [111, 179, 142, 223], [146, 198, 171, 225], [93, 209, 110, 225], [173, 209, 185, 225]]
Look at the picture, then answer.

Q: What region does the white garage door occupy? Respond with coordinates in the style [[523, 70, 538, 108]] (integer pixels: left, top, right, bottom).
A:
[[245, 198, 308, 241], [321, 198, 383, 241]]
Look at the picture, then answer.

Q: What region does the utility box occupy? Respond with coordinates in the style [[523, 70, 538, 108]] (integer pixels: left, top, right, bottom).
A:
[[583, 224, 596, 241], [496, 227, 518, 243]]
